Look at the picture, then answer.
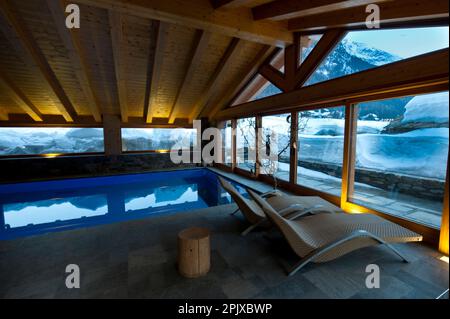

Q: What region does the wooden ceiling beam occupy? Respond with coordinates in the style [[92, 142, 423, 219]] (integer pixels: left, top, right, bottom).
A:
[[259, 63, 287, 92], [292, 29, 346, 89], [0, 0, 77, 122], [252, 0, 389, 21], [211, 0, 255, 9], [47, 0, 102, 122], [0, 74, 43, 122], [146, 21, 168, 124], [168, 30, 211, 124], [189, 38, 245, 122], [232, 49, 284, 105], [215, 48, 449, 120], [109, 10, 129, 123], [74, 0, 292, 47], [203, 45, 274, 120], [288, 0, 449, 32]]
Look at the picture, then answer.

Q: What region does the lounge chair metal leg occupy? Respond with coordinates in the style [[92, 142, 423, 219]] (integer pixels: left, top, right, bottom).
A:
[[230, 208, 240, 216], [241, 219, 266, 236], [286, 229, 410, 276]]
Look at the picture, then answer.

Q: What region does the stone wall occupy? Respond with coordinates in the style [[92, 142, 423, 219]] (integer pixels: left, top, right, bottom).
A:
[[0, 153, 197, 183], [295, 159, 445, 201]]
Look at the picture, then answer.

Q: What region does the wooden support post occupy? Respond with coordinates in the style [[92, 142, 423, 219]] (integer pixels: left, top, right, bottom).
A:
[[341, 103, 358, 210], [289, 111, 298, 184], [255, 115, 262, 177], [439, 154, 449, 255], [103, 114, 122, 156], [231, 118, 237, 172]]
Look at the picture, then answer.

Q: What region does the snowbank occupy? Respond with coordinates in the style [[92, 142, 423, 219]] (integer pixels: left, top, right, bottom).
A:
[[402, 91, 449, 124]]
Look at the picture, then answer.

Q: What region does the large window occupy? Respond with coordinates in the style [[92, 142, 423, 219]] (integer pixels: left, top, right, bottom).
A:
[[122, 128, 197, 152], [0, 127, 104, 156], [349, 92, 449, 228], [297, 106, 345, 196], [305, 27, 449, 87], [236, 117, 256, 173], [261, 113, 291, 181]]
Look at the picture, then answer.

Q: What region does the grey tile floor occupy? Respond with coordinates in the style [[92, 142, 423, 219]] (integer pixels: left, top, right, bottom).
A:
[[0, 203, 448, 299]]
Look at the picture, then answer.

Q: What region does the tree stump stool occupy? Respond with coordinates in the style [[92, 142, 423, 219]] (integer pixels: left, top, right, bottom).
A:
[[177, 227, 210, 278]]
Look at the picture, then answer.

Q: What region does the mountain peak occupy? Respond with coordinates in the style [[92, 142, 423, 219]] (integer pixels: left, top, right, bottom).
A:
[[340, 38, 402, 66]]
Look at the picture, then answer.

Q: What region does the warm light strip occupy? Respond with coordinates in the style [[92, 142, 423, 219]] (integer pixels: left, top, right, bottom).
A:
[[43, 153, 62, 158], [439, 256, 449, 264]]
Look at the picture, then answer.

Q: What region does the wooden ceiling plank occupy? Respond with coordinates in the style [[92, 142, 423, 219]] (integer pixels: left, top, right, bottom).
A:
[[74, 0, 292, 47], [189, 38, 245, 121], [204, 44, 274, 120], [47, 0, 102, 122], [168, 30, 212, 124], [215, 48, 449, 119], [109, 10, 129, 123], [292, 29, 346, 89], [252, 0, 389, 21], [288, 0, 449, 32], [0, 0, 77, 122], [0, 74, 43, 122], [0, 110, 8, 121], [146, 21, 169, 124]]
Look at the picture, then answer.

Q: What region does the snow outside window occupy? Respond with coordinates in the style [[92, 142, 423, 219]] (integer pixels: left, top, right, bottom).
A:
[[0, 127, 104, 156], [296, 106, 345, 196], [349, 91, 449, 229], [121, 128, 197, 152]]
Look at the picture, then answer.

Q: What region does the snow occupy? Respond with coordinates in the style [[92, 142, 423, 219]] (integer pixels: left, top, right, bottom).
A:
[[261, 116, 448, 180], [341, 39, 402, 66], [401, 91, 449, 124], [355, 128, 448, 179]]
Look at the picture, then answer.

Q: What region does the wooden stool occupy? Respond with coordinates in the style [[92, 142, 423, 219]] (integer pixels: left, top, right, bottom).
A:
[[177, 227, 210, 278]]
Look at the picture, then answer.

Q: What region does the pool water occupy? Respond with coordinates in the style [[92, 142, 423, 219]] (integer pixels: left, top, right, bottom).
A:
[[0, 169, 247, 240]]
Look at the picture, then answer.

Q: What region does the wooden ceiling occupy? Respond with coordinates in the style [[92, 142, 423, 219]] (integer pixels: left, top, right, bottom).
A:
[[0, 0, 448, 127]]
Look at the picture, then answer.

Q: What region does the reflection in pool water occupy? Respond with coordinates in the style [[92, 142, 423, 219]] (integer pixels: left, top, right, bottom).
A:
[[0, 169, 246, 240]]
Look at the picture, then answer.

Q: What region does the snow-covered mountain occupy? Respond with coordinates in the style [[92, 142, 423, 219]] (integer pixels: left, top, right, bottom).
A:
[[256, 39, 411, 120]]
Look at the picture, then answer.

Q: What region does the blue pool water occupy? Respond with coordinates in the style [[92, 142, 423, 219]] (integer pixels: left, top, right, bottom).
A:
[[0, 169, 247, 240]]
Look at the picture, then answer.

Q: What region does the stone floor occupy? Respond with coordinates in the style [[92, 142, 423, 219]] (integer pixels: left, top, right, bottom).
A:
[[274, 168, 443, 229], [0, 203, 448, 299]]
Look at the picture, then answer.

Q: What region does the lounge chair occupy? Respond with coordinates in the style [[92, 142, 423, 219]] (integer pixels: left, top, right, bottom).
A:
[[217, 176, 340, 236], [247, 189, 423, 276]]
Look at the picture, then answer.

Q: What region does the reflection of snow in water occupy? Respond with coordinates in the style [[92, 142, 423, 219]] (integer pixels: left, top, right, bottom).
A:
[[4, 202, 108, 228], [125, 186, 198, 211]]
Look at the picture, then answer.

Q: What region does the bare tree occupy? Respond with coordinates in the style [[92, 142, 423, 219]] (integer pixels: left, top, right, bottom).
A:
[[237, 115, 309, 190]]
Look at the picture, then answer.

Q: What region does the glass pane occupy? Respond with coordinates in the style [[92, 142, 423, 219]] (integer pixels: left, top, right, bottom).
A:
[[305, 27, 449, 87], [236, 117, 256, 173], [300, 34, 323, 63], [261, 113, 291, 181], [122, 128, 196, 152], [220, 120, 232, 166], [349, 91, 449, 229], [297, 106, 345, 196], [0, 127, 104, 155]]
